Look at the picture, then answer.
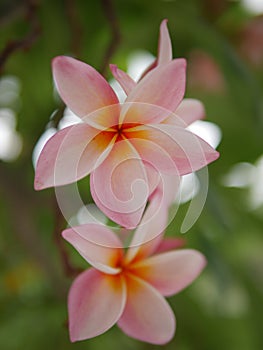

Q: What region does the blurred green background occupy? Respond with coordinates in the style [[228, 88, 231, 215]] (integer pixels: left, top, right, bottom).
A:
[[1, 0, 263, 349]]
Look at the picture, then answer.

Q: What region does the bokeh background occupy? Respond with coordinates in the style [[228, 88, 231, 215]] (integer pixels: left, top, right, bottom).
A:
[[1, 0, 263, 349]]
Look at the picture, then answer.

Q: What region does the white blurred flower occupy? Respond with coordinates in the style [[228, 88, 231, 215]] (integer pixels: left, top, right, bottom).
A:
[[0, 108, 22, 162], [223, 156, 263, 210]]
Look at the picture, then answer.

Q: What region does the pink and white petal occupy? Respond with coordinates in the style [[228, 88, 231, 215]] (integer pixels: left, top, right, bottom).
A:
[[34, 124, 115, 190], [127, 132, 180, 177], [90, 161, 159, 231], [117, 274, 175, 345], [161, 113, 187, 127], [82, 103, 121, 130], [162, 98, 205, 127], [175, 98, 205, 125], [110, 64, 136, 95], [138, 59, 158, 81], [127, 124, 219, 176], [125, 189, 169, 265], [52, 56, 119, 123], [137, 19, 172, 81], [62, 224, 123, 274], [90, 138, 149, 229], [157, 19, 172, 65], [149, 173, 181, 208], [154, 237, 186, 254], [143, 161, 160, 196], [131, 249, 206, 297], [120, 59, 186, 125], [90, 177, 144, 231], [127, 129, 181, 176], [68, 269, 126, 342]]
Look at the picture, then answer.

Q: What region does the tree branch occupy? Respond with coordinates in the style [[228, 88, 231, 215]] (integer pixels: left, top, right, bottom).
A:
[[0, 0, 41, 74], [65, 0, 84, 58], [53, 197, 82, 278], [0, 163, 67, 298], [100, 0, 121, 77]]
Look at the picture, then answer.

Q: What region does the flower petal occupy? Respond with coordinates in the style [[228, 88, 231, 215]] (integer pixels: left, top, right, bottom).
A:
[[90, 161, 159, 232], [110, 64, 136, 95], [138, 59, 157, 81], [90, 138, 149, 228], [90, 177, 143, 231], [161, 99, 205, 127], [127, 124, 219, 175], [149, 173, 181, 207], [161, 113, 187, 127], [62, 224, 123, 274], [125, 189, 169, 264], [175, 98, 205, 125], [157, 19, 172, 65], [154, 237, 186, 254], [117, 274, 175, 345], [120, 59, 186, 125], [34, 124, 115, 190], [82, 103, 121, 130], [52, 56, 119, 120], [138, 19, 172, 80], [131, 249, 206, 296], [68, 269, 126, 341], [127, 132, 180, 178], [143, 161, 160, 196]]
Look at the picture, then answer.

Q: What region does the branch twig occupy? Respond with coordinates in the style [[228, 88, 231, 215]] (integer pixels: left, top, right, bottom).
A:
[[53, 197, 82, 278], [100, 0, 121, 77], [65, 0, 84, 58], [0, 0, 41, 73], [0, 163, 67, 298]]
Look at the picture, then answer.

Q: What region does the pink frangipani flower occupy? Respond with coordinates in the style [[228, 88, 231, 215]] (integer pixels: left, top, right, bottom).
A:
[[34, 19, 219, 228], [62, 197, 206, 344]]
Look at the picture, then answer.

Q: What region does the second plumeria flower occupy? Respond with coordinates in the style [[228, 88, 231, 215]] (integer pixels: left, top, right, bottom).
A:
[[62, 196, 206, 344]]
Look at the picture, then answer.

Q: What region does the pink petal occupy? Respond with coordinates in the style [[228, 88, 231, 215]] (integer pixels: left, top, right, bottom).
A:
[[62, 224, 123, 274], [82, 103, 121, 130], [157, 19, 172, 65], [127, 124, 219, 175], [149, 173, 181, 207], [90, 161, 159, 232], [125, 189, 169, 264], [161, 113, 187, 127], [90, 138, 149, 228], [162, 99, 205, 127], [143, 161, 160, 196], [127, 132, 180, 177], [117, 274, 175, 345], [90, 177, 143, 231], [131, 249, 206, 297], [110, 64, 136, 95], [154, 237, 186, 254], [120, 59, 186, 125], [34, 124, 115, 190], [68, 269, 126, 341], [175, 98, 205, 125], [138, 19, 172, 80], [138, 59, 158, 81], [52, 56, 119, 123]]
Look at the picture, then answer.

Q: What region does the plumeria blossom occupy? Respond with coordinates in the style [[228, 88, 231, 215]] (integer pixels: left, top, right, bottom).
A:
[[34, 19, 219, 228], [62, 195, 206, 344]]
